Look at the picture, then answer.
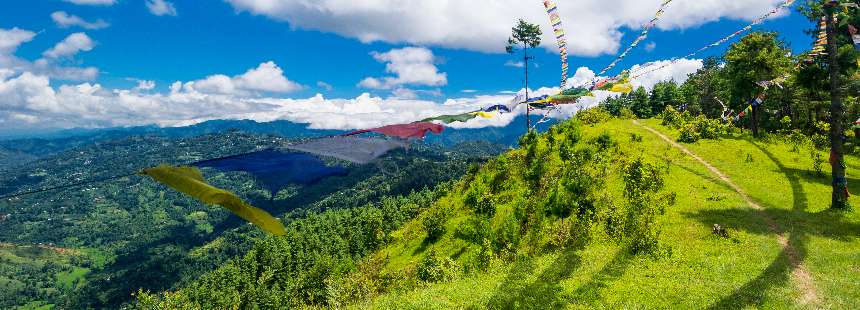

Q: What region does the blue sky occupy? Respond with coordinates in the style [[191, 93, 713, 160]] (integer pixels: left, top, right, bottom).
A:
[[0, 0, 816, 133]]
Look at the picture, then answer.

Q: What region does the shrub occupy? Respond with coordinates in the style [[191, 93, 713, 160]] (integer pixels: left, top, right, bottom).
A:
[[594, 132, 617, 151], [678, 123, 701, 143], [787, 130, 808, 152], [660, 105, 686, 129], [577, 107, 612, 125], [621, 157, 675, 256], [454, 217, 491, 244], [695, 116, 726, 139], [422, 207, 448, 241], [619, 107, 636, 120], [416, 249, 460, 283]]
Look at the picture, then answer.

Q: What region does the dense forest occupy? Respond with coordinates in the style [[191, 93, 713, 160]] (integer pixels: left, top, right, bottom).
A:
[[0, 129, 502, 308]]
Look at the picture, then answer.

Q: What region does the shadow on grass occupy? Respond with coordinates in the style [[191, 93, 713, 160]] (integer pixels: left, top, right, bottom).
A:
[[683, 139, 857, 309], [567, 249, 631, 307], [485, 248, 583, 309]]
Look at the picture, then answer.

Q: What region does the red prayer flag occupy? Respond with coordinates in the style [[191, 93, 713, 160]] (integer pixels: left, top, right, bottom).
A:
[[343, 122, 445, 139]]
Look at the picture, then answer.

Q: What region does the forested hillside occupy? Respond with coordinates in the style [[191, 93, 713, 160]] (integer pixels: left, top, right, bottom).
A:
[[0, 131, 499, 309]]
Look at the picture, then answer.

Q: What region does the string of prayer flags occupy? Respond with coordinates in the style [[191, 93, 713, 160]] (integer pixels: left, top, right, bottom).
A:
[[592, 71, 633, 94], [484, 105, 511, 113], [810, 16, 829, 58], [142, 165, 286, 235], [343, 122, 444, 140], [850, 25, 860, 50], [543, 0, 569, 88], [597, 0, 673, 76], [286, 136, 408, 165], [421, 112, 480, 124], [194, 149, 348, 194], [630, 0, 796, 80]]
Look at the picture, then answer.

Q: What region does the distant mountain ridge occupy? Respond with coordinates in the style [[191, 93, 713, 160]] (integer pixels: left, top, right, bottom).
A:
[[0, 117, 557, 169]]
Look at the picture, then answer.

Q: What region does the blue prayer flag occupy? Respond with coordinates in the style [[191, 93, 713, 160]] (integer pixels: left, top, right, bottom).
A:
[[194, 149, 348, 194]]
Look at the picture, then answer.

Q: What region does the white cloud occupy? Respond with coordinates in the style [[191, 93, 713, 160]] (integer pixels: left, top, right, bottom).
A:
[[461, 89, 478, 93], [358, 47, 447, 90], [146, 0, 178, 17], [185, 61, 303, 95], [131, 79, 156, 91], [0, 28, 98, 81], [51, 11, 110, 30], [62, 0, 115, 5], [629, 58, 703, 90], [391, 88, 418, 99], [0, 56, 703, 133], [42, 33, 95, 59], [644, 42, 656, 52], [224, 0, 791, 56], [504, 60, 525, 68], [316, 81, 333, 91], [566, 67, 597, 89], [0, 28, 36, 56]]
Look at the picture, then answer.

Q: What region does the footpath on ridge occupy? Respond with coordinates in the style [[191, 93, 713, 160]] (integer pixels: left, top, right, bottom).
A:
[[632, 119, 819, 306]]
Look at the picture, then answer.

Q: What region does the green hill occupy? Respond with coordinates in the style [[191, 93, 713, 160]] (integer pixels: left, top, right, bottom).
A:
[[137, 116, 860, 309]]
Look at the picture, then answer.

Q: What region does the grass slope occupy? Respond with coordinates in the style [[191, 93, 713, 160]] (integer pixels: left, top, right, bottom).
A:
[[359, 119, 859, 309]]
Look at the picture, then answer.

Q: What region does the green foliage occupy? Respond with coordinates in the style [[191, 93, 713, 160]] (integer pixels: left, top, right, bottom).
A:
[[416, 249, 460, 283], [679, 123, 702, 143], [660, 105, 689, 129], [506, 19, 542, 52], [619, 107, 637, 120], [422, 206, 449, 241], [662, 106, 727, 143], [134, 187, 443, 308], [621, 157, 675, 256], [576, 107, 612, 125]]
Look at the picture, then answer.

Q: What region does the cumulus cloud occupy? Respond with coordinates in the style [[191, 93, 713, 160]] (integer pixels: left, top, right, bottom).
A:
[[43, 33, 95, 59], [0, 28, 36, 55], [629, 58, 703, 90], [183, 61, 303, 95], [51, 11, 110, 30], [130, 79, 156, 91], [644, 42, 656, 52], [223, 0, 791, 56], [0, 48, 701, 133], [146, 0, 178, 17], [316, 81, 333, 91], [504, 60, 525, 68], [62, 0, 115, 5], [359, 47, 447, 90], [0, 28, 98, 81]]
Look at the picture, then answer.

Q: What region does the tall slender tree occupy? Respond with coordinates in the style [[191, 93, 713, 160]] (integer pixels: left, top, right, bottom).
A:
[[506, 19, 542, 132], [824, 1, 848, 209], [799, 0, 860, 209]]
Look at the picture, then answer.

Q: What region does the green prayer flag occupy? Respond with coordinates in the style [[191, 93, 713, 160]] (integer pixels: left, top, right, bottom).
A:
[[421, 112, 479, 124]]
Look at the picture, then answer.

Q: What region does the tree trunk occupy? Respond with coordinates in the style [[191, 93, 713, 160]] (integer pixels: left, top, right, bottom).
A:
[[825, 7, 848, 209], [524, 45, 531, 132], [751, 105, 759, 137]]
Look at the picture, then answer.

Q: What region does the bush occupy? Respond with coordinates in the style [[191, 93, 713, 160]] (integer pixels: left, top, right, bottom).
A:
[[678, 123, 701, 143], [416, 249, 460, 283], [695, 116, 726, 140], [660, 106, 687, 129], [577, 107, 612, 125], [621, 157, 675, 256], [422, 207, 448, 241], [619, 107, 636, 120]]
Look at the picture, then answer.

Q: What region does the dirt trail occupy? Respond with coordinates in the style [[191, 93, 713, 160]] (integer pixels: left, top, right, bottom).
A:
[[632, 120, 819, 306]]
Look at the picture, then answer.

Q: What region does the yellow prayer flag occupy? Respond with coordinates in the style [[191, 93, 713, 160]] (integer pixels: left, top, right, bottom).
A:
[[142, 165, 286, 236]]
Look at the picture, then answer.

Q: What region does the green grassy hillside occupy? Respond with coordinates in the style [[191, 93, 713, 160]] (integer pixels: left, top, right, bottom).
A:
[[137, 117, 860, 309], [352, 119, 860, 309]]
